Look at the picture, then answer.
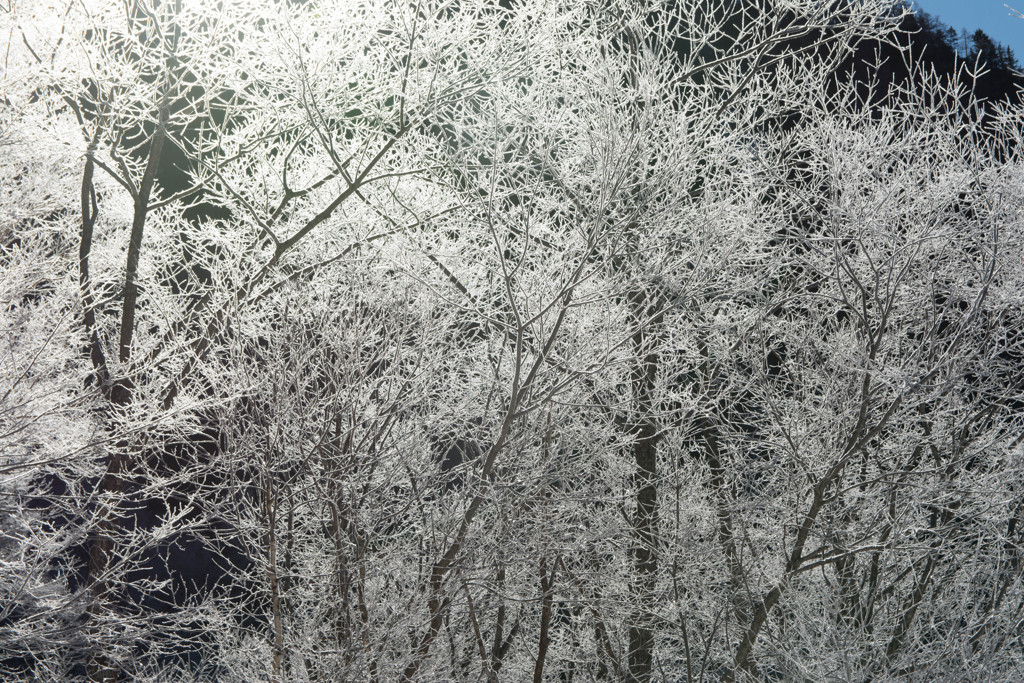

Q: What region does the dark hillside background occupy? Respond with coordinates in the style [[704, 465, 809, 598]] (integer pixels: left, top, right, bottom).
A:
[[843, 6, 1023, 117]]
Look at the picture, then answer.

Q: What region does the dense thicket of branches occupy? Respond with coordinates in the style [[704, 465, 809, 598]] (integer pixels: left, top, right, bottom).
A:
[[3, 1, 1024, 681]]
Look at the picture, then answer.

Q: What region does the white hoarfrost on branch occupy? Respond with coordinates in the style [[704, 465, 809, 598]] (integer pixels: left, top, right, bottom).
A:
[[2, 1, 1024, 681]]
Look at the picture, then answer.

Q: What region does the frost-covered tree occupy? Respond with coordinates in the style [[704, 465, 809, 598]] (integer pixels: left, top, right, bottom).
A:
[[2, 1, 1024, 682]]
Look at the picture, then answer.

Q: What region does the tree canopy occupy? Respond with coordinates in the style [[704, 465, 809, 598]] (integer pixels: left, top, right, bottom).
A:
[[2, 1, 1024, 681]]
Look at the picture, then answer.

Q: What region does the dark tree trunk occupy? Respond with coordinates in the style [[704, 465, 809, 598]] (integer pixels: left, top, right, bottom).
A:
[[626, 289, 663, 683]]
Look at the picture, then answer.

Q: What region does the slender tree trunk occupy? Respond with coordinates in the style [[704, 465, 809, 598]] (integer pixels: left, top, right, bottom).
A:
[[79, 135, 111, 388], [626, 289, 663, 683], [264, 475, 285, 683], [83, 63, 174, 680], [81, 142, 134, 683], [118, 91, 170, 363], [533, 556, 555, 683], [700, 419, 749, 626], [84, 449, 127, 683], [628, 427, 658, 682]]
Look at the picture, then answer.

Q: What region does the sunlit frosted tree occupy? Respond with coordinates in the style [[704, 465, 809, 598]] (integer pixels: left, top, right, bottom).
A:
[[3, 1, 1024, 681]]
